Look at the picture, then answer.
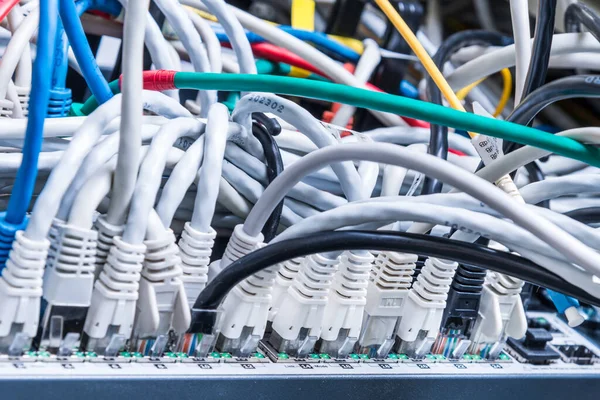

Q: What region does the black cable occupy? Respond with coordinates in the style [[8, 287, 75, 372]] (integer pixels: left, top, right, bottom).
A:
[[565, 2, 600, 43], [422, 30, 512, 195], [187, 231, 600, 334], [251, 113, 283, 242], [565, 207, 600, 224], [520, 0, 557, 101], [502, 75, 600, 156]]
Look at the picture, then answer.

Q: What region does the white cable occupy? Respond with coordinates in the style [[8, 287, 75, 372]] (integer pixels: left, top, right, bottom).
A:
[[123, 118, 204, 244], [519, 174, 600, 205], [156, 136, 206, 227], [200, 0, 256, 75], [190, 103, 229, 232], [218, 177, 253, 219], [447, 33, 600, 91], [509, 0, 531, 104], [7, 5, 32, 88], [0, 7, 37, 101], [106, 0, 150, 229], [242, 143, 600, 277], [25, 91, 190, 241], [331, 39, 381, 128], [181, 0, 406, 127], [232, 93, 364, 201], [154, 0, 215, 116], [185, 7, 222, 73]]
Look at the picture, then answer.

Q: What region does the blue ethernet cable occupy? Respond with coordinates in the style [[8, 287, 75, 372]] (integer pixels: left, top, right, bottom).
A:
[[50, 0, 122, 117], [546, 289, 585, 327], [0, 0, 59, 265], [58, 0, 114, 105], [214, 26, 361, 62]]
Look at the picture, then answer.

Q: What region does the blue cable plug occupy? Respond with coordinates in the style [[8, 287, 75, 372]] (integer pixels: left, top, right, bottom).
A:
[[546, 289, 585, 327]]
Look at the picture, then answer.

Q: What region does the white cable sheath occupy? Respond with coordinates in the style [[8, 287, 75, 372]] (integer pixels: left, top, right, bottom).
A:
[[509, 0, 531, 104], [106, 0, 150, 228], [241, 143, 600, 277]]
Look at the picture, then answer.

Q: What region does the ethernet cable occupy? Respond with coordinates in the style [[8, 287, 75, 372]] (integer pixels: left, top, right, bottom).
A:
[[104, 0, 149, 230], [238, 142, 600, 278], [189, 231, 600, 336], [0, 0, 56, 237], [58, 0, 113, 104], [136, 71, 600, 167], [565, 2, 600, 43], [520, 0, 556, 100], [202, 0, 256, 75], [0, 0, 20, 21], [184, 7, 222, 73], [180, 0, 406, 127], [291, 0, 314, 31], [7, 6, 32, 105], [122, 117, 203, 244], [446, 32, 600, 92], [153, 0, 215, 116], [509, 0, 531, 104], [25, 91, 190, 242]]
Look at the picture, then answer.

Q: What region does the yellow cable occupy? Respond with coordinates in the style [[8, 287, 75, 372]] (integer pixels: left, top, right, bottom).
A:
[[455, 69, 513, 117], [495, 68, 513, 118], [291, 0, 315, 31], [373, 0, 475, 137], [456, 78, 484, 101], [185, 6, 218, 22]]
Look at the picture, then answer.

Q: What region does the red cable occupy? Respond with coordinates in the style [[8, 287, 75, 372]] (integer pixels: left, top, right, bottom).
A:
[[0, 0, 21, 22], [448, 148, 467, 156]]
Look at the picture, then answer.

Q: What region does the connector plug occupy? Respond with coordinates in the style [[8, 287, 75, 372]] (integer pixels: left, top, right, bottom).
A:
[[178, 223, 216, 307], [269, 254, 339, 357], [133, 230, 190, 351], [47, 87, 73, 118], [209, 224, 264, 280], [0, 98, 14, 118], [0, 231, 49, 353], [82, 237, 145, 354], [468, 272, 527, 358], [395, 258, 458, 358], [39, 223, 97, 351], [14, 85, 30, 116], [93, 215, 124, 280], [317, 251, 373, 358], [0, 212, 28, 268], [356, 252, 417, 358], [268, 257, 302, 321]]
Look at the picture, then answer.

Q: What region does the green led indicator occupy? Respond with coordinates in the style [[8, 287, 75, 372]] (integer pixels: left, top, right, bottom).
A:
[[210, 352, 221, 358], [471, 355, 482, 361], [25, 351, 37, 357], [398, 354, 409, 360], [166, 352, 177, 358], [462, 354, 472, 360], [38, 351, 50, 358], [220, 353, 232, 358], [132, 352, 144, 358], [435, 355, 446, 360], [387, 354, 399, 359], [359, 354, 369, 360], [349, 354, 360, 360], [120, 352, 131, 358], [254, 352, 265, 359], [86, 352, 98, 358], [425, 354, 436, 360], [75, 351, 86, 358], [499, 353, 510, 361], [309, 354, 320, 359], [319, 354, 331, 360], [278, 353, 290, 360], [177, 352, 189, 358]]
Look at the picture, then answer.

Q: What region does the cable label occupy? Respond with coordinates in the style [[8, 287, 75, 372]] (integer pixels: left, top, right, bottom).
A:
[[472, 134, 504, 166]]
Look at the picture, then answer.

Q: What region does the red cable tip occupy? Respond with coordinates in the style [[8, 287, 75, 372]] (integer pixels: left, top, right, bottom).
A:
[[120, 70, 177, 91]]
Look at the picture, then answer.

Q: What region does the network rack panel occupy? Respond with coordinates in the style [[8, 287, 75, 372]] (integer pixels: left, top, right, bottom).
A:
[[1, 313, 599, 399]]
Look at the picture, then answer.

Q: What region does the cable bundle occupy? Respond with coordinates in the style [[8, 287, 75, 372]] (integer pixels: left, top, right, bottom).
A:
[[0, 0, 596, 363]]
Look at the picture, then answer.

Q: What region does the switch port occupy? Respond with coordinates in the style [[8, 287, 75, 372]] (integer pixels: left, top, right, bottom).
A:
[[556, 345, 598, 365]]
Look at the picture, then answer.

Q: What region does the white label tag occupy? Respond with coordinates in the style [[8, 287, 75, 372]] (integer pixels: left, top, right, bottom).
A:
[[472, 135, 504, 166]]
